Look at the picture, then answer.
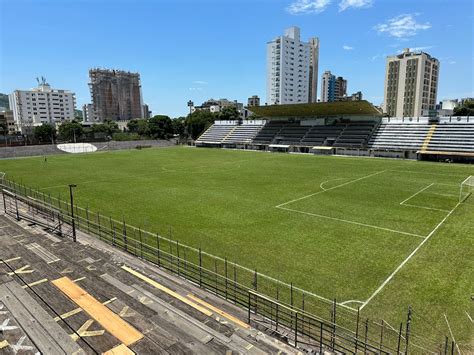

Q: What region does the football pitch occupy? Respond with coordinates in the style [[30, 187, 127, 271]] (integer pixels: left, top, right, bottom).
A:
[[1, 146, 473, 345]]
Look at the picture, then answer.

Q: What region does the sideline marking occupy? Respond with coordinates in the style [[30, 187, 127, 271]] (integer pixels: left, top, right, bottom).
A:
[[278, 206, 424, 239], [360, 202, 461, 310], [444, 314, 461, 355], [339, 299, 364, 306], [399, 183, 434, 205], [276, 170, 386, 208]]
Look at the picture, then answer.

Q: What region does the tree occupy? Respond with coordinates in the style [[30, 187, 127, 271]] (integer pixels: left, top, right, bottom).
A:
[[58, 120, 84, 142], [218, 106, 240, 121], [91, 120, 119, 136], [148, 115, 173, 139], [172, 117, 186, 137], [185, 110, 216, 140], [453, 100, 474, 116], [33, 123, 56, 143], [127, 119, 150, 136]]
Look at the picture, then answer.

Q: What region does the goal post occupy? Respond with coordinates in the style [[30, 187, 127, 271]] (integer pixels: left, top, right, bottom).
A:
[[459, 176, 474, 203]]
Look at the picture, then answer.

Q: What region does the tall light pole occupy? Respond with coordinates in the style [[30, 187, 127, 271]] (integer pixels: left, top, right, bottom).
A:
[[69, 184, 77, 242], [187, 100, 194, 115]]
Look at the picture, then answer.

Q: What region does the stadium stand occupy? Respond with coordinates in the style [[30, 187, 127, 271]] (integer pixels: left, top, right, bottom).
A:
[[252, 121, 286, 144], [300, 125, 345, 147], [426, 123, 474, 152], [222, 123, 264, 144], [368, 123, 431, 151], [334, 121, 379, 148], [195, 124, 234, 144]]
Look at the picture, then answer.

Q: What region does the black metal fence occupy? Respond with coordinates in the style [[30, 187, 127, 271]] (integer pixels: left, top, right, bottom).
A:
[[0, 177, 453, 354]]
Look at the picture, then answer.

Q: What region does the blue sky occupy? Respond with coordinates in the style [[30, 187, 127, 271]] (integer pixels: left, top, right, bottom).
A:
[[1, 0, 473, 117]]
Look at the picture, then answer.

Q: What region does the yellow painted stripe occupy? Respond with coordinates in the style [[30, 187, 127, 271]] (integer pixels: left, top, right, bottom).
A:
[[0, 256, 21, 263], [52, 277, 143, 346], [103, 343, 135, 355], [187, 293, 250, 329], [0, 340, 9, 349], [54, 297, 117, 321], [121, 265, 213, 317], [22, 278, 48, 289]]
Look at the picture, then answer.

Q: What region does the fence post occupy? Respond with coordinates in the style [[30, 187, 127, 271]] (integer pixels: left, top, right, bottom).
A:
[[444, 336, 448, 355], [233, 262, 237, 304], [355, 307, 360, 352], [224, 257, 228, 300], [451, 341, 454, 355], [139, 228, 143, 258], [253, 269, 258, 291], [2, 190, 6, 213], [86, 206, 90, 233], [331, 298, 336, 351], [97, 212, 101, 240], [14, 191, 19, 221], [111, 218, 115, 246], [319, 321, 323, 354], [176, 240, 180, 276], [248, 292, 251, 323], [380, 319, 385, 351], [364, 318, 369, 354], [122, 220, 128, 252], [156, 234, 160, 266], [294, 311, 298, 347], [405, 305, 412, 355], [290, 282, 294, 307], [276, 285, 279, 331], [198, 248, 202, 287], [397, 322, 403, 354], [214, 259, 218, 295]]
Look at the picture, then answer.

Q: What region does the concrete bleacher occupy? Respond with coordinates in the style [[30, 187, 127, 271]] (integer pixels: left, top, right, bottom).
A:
[[273, 122, 311, 146], [427, 123, 474, 153], [195, 124, 235, 144], [222, 124, 264, 144], [368, 123, 431, 151], [300, 125, 345, 147], [333, 121, 378, 148], [252, 121, 287, 144]]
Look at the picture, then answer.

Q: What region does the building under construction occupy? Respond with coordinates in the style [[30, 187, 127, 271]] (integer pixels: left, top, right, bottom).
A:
[[89, 68, 144, 121]]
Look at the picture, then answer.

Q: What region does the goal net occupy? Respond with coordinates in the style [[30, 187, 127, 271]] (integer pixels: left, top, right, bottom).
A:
[[459, 176, 474, 203]]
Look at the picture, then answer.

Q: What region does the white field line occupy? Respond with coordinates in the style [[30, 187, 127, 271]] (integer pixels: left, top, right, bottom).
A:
[[360, 202, 461, 310], [276, 170, 386, 208], [389, 169, 469, 178], [340, 299, 364, 306], [399, 183, 434, 205], [465, 311, 473, 323], [402, 203, 450, 213], [278, 206, 425, 239], [444, 314, 462, 354], [319, 178, 348, 191]]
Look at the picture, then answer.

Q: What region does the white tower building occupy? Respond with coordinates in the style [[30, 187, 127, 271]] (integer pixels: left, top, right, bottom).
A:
[[383, 48, 440, 117], [266, 27, 319, 105], [9, 78, 76, 133]]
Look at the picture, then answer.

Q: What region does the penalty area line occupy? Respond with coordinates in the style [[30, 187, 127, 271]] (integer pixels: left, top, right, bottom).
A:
[[276, 170, 386, 208], [277, 206, 425, 239], [359, 201, 461, 310]]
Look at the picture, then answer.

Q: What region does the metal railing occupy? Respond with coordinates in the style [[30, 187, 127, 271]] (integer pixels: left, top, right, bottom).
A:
[[0, 177, 452, 354]]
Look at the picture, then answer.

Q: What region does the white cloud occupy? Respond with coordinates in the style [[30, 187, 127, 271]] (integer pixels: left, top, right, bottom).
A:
[[342, 44, 354, 50], [339, 0, 373, 12], [193, 80, 208, 85], [286, 0, 331, 15], [188, 87, 203, 91], [374, 14, 431, 39], [370, 54, 380, 61]]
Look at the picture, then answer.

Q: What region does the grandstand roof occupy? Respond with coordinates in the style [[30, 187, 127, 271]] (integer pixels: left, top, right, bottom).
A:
[[248, 101, 382, 118]]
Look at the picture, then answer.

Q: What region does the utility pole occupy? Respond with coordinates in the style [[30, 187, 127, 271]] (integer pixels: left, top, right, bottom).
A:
[[187, 100, 194, 115], [69, 184, 77, 242]]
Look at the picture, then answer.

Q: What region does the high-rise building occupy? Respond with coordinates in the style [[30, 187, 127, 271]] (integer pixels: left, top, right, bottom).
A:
[[266, 26, 319, 105], [247, 95, 260, 107], [383, 48, 440, 117], [321, 71, 348, 102], [89, 68, 144, 121], [8, 78, 76, 133], [334, 76, 347, 101], [82, 103, 95, 122]]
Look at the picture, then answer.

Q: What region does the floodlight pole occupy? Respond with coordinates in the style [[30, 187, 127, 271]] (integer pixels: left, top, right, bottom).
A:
[[69, 184, 77, 242]]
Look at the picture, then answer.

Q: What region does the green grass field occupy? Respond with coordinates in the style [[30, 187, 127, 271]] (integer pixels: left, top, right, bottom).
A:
[[1, 146, 473, 348]]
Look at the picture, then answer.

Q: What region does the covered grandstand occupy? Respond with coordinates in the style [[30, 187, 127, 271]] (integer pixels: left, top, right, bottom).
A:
[[195, 101, 474, 163]]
